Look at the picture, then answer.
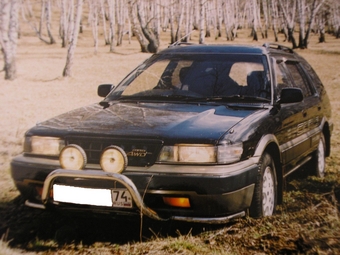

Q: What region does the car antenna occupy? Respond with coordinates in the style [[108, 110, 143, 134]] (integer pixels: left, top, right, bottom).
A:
[[169, 30, 196, 47]]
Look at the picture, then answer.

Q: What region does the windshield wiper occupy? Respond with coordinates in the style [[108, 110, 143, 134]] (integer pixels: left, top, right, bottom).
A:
[[187, 95, 271, 103]]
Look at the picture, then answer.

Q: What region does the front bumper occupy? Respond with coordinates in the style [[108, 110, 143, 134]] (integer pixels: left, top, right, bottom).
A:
[[11, 154, 259, 224]]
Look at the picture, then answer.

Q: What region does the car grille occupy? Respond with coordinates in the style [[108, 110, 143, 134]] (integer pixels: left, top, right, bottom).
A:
[[65, 137, 163, 167]]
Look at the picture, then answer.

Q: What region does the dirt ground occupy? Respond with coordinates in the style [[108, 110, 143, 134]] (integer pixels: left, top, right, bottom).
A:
[[1, 25, 340, 254]]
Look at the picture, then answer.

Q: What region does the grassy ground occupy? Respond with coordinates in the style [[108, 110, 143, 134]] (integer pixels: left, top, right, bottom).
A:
[[1, 23, 340, 254]]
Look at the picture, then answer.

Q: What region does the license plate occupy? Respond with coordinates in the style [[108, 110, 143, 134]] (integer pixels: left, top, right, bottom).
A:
[[53, 184, 133, 208]]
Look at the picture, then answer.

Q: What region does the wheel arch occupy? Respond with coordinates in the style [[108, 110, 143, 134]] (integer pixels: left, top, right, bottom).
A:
[[253, 134, 283, 204]]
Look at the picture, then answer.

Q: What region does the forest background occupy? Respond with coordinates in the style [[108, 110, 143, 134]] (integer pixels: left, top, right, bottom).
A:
[[1, 0, 340, 254]]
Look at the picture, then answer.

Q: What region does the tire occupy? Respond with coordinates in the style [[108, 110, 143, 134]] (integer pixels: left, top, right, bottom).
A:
[[249, 152, 277, 218], [310, 133, 326, 178]]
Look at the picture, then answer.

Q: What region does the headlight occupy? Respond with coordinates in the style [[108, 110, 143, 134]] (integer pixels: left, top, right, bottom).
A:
[[158, 144, 216, 163], [24, 136, 65, 156], [158, 142, 243, 164], [217, 142, 243, 164]]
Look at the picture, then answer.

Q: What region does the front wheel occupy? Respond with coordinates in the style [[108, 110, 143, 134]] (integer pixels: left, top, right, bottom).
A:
[[310, 133, 326, 178], [249, 152, 277, 218]]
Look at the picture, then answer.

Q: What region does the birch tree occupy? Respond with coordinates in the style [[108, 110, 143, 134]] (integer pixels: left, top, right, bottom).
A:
[[41, 0, 55, 44], [135, 0, 160, 52], [199, 0, 205, 44], [262, 0, 270, 38], [21, 0, 54, 44], [214, 0, 222, 40], [99, 0, 109, 46], [59, 0, 69, 47], [89, 0, 99, 53], [116, 0, 125, 46], [127, 0, 148, 52], [0, 0, 19, 80], [305, 0, 325, 47], [269, 0, 279, 41], [107, 0, 116, 52], [183, 0, 193, 42], [62, 0, 83, 77], [222, 0, 239, 41], [331, 0, 340, 38], [279, 0, 298, 48], [175, 0, 184, 41]]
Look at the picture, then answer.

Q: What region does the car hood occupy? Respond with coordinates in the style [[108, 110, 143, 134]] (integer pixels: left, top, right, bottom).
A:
[[36, 102, 260, 142]]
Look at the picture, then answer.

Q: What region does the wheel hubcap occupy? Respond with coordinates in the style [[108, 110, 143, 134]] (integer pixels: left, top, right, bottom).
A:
[[318, 139, 325, 177], [262, 166, 275, 216]]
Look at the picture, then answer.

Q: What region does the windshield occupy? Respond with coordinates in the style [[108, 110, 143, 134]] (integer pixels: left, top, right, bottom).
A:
[[108, 54, 271, 102]]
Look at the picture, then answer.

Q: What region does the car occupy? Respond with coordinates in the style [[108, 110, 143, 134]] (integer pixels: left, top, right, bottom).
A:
[[11, 43, 332, 224]]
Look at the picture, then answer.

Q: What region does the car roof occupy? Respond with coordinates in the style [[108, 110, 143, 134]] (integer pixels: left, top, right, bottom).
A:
[[158, 43, 297, 58]]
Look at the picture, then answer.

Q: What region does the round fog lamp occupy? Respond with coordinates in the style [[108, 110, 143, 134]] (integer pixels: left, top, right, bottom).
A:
[[59, 144, 87, 170], [100, 146, 127, 173]]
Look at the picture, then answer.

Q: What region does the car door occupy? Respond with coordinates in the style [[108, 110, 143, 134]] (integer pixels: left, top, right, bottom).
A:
[[274, 59, 321, 177]]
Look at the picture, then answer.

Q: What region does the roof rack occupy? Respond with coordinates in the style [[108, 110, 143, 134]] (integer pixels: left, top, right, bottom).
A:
[[263, 43, 294, 53], [168, 42, 196, 48], [168, 30, 196, 48]]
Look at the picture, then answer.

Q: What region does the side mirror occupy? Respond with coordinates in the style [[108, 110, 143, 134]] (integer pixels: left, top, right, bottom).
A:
[[97, 84, 114, 97], [278, 88, 303, 104]]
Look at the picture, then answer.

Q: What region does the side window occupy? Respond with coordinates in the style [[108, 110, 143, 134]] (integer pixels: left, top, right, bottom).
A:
[[299, 60, 323, 94], [275, 62, 293, 95], [285, 62, 313, 97]]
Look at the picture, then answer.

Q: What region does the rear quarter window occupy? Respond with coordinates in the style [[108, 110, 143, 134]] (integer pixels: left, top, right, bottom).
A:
[[299, 60, 324, 95]]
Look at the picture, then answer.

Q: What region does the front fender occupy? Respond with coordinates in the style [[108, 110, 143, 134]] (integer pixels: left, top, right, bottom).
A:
[[253, 134, 281, 163]]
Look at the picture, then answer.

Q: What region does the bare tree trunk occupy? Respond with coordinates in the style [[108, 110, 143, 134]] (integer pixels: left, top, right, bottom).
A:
[[222, 0, 231, 40], [89, 0, 99, 53], [153, 0, 161, 42], [199, 0, 205, 44], [297, 0, 306, 48], [169, 0, 175, 44], [250, 0, 264, 40], [205, 0, 212, 38], [107, 0, 116, 52], [116, 0, 124, 46], [215, 0, 222, 39], [136, 0, 159, 52], [279, 0, 298, 48], [183, 0, 192, 42], [269, 0, 279, 42], [175, 0, 184, 41], [223, 0, 238, 41], [59, 0, 69, 48], [0, 0, 19, 80], [38, 0, 55, 44], [99, 0, 109, 45], [45, 0, 55, 44], [262, 0, 269, 38], [67, 0, 75, 43], [317, 4, 327, 43], [20, 0, 49, 44], [332, 0, 340, 38], [304, 0, 325, 48], [39, 0, 44, 38], [63, 0, 83, 77], [127, 0, 148, 52]]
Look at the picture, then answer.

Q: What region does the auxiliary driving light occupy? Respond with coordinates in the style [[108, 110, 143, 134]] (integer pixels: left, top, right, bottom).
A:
[[163, 197, 191, 208], [100, 146, 128, 173], [59, 144, 87, 170]]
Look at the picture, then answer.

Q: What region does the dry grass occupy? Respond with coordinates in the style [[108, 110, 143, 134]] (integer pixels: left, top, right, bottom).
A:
[[1, 18, 340, 254]]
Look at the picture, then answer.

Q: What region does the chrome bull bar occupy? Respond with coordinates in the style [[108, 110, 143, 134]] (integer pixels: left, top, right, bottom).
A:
[[38, 169, 245, 224], [41, 169, 166, 221]]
